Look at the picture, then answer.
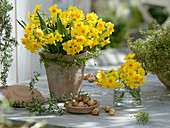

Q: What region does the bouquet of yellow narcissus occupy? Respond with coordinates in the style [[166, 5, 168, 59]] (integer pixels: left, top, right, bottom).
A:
[[17, 4, 114, 55], [96, 53, 146, 90]]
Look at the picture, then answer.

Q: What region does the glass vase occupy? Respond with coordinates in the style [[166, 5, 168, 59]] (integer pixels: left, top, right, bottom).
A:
[[113, 86, 141, 107]]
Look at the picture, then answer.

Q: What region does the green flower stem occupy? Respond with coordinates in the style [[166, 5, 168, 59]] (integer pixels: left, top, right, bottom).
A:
[[118, 91, 125, 102], [117, 86, 141, 102]]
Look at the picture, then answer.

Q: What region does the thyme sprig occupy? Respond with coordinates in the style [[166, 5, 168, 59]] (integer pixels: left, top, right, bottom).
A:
[[131, 112, 151, 125], [11, 72, 65, 115]]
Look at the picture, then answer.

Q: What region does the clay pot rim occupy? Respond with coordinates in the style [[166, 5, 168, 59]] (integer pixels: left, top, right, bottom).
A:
[[41, 50, 88, 61], [41, 50, 88, 56]]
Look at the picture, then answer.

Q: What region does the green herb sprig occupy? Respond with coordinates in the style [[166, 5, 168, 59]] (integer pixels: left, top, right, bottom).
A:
[[0, 0, 18, 89], [11, 72, 65, 115], [131, 112, 150, 125]]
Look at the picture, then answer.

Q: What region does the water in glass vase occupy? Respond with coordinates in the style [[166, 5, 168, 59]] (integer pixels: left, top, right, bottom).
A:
[[113, 87, 141, 107]]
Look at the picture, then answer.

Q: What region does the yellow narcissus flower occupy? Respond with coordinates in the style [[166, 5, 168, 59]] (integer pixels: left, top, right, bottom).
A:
[[108, 70, 119, 79], [130, 83, 139, 89], [139, 76, 146, 85], [107, 68, 115, 73], [69, 5, 78, 12], [27, 11, 35, 23], [84, 39, 92, 47], [24, 23, 35, 34], [76, 36, 86, 44], [74, 11, 84, 21], [123, 53, 135, 60], [86, 12, 98, 21], [49, 4, 58, 19], [35, 29, 44, 37], [67, 40, 78, 50], [75, 22, 84, 28], [125, 59, 136, 69], [75, 44, 83, 53], [97, 83, 103, 88], [127, 69, 136, 78], [71, 27, 80, 37], [106, 76, 115, 85], [138, 68, 145, 76], [46, 33, 55, 44], [33, 4, 41, 14], [88, 26, 96, 38], [24, 33, 28, 38], [101, 31, 112, 39], [21, 38, 28, 45], [90, 40, 98, 49], [117, 82, 123, 88], [55, 33, 63, 42], [96, 19, 105, 33], [134, 62, 141, 70], [106, 84, 111, 90], [99, 70, 106, 80], [32, 43, 42, 51], [106, 22, 114, 33], [134, 74, 141, 82], [24, 39, 42, 54], [120, 73, 126, 82], [62, 42, 70, 51], [101, 38, 110, 47], [80, 26, 89, 36], [66, 48, 76, 55], [47, 33, 54, 40], [124, 80, 131, 86]]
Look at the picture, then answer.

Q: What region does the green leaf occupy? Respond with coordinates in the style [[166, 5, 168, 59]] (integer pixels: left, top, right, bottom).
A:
[[95, 22, 98, 28], [57, 13, 69, 40], [21, 20, 26, 26], [16, 19, 25, 29], [118, 91, 124, 102], [36, 10, 47, 30]]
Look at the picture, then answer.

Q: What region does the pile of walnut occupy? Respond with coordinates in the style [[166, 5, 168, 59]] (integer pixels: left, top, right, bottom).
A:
[[65, 95, 97, 107], [84, 69, 100, 82], [102, 106, 115, 116], [65, 92, 115, 116], [92, 106, 116, 116], [65, 92, 98, 111]]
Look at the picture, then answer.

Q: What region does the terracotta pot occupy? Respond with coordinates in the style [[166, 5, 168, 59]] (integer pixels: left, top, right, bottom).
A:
[[43, 51, 87, 98], [156, 60, 170, 90], [156, 74, 170, 90]]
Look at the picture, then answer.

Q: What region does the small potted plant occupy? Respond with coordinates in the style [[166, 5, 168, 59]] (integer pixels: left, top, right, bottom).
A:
[[96, 53, 147, 107], [17, 4, 115, 98], [127, 19, 170, 89]]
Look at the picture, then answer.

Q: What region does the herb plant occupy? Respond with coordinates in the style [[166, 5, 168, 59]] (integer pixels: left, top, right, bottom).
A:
[[132, 112, 150, 125], [127, 19, 170, 82], [12, 72, 65, 115], [0, 0, 18, 89]]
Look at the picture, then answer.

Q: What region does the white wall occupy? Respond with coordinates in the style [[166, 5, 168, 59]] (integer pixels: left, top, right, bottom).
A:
[[7, 0, 17, 84]]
